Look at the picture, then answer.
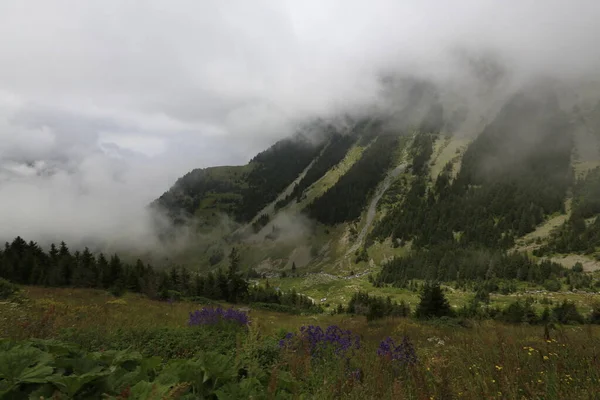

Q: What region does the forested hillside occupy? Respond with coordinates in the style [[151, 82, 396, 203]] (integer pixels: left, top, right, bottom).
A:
[[274, 132, 357, 210], [236, 135, 325, 221], [371, 91, 572, 250], [146, 85, 600, 292], [152, 165, 249, 224], [153, 133, 325, 224], [540, 167, 600, 255], [306, 133, 399, 224]]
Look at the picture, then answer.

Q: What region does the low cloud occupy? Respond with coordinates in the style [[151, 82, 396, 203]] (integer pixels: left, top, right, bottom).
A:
[[1, 0, 599, 249]]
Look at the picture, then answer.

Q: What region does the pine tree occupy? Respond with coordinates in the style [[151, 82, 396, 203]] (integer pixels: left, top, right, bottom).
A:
[[97, 253, 109, 288], [107, 254, 124, 291], [226, 248, 247, 303], [415, 282, 453, 318]]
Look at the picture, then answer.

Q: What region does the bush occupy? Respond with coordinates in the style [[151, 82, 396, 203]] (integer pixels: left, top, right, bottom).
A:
[[552, 300, 585, 324], [108, 283, 126, 297], [346, 291, 410, 321], [543, 279, 562, 292], [572, 262, 584, 273], [589, 302, 600, 324], [498, 298, 539, 324], [0, 278, 19, 299]]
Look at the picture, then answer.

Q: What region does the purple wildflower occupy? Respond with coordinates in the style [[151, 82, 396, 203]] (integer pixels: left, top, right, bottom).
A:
[[279, 325, 360, 360], [377, 336, 418, 366]]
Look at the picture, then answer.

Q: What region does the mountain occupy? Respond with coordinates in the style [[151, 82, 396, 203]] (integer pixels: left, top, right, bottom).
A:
[[152, 78, 600, 285]]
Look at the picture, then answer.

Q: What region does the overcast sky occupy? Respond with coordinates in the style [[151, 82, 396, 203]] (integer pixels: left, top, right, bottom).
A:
[[1, 0, 599, 248]]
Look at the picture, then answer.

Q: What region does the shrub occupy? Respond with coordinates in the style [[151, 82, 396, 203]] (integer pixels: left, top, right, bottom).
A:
[[552, 300, 585, 324], [589, 302, 600, 324], [498, 298, 539, 324], [0, 278, 19, 300], [543, 279, 562, 292], [346, 291, 410, 321], [572, 262, 584, 273]]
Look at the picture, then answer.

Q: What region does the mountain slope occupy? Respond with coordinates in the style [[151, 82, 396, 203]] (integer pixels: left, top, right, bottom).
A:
[[153, 81, 600, 282]]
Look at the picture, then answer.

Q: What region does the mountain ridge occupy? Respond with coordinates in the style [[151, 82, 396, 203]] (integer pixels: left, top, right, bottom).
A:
[[152, 82, 600, 283]]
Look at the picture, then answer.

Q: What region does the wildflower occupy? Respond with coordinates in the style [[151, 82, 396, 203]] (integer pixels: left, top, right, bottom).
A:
[[377, 336, 418, 366], [279, 325, 360, 360], [495, 365, 503, 371], [543, 356, 549, 361]]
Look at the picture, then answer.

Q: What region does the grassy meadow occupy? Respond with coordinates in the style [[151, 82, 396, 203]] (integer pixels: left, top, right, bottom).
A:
[[2, 286, 600, 399]]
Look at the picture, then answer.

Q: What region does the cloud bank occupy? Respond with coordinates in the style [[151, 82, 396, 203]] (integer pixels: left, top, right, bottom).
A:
[[1, 0, 599, 248]]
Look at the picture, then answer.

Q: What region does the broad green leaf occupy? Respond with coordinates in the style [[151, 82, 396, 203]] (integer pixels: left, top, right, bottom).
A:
[[128, 381, 173, 400], [49, 372, 104, 398], [54, 356, 104, 375], [140, 356, 162, 373], [0, 345, 54, 384], [104, 366, 146, 393], [28, 339, 79, 357], [18, 364, 55, 384]]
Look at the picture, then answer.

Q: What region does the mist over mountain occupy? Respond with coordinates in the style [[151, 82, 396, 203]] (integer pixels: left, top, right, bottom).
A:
[[1, 0, 600, 259]]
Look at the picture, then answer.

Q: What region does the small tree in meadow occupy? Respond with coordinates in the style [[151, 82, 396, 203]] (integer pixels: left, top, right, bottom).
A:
[[415, 282, 453, 318]]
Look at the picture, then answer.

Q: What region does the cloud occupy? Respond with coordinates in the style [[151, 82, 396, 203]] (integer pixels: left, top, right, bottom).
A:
[[0, 0, 600, 248]]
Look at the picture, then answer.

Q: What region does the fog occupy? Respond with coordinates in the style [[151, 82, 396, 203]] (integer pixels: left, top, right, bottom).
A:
[[1, 0, 599, 250]]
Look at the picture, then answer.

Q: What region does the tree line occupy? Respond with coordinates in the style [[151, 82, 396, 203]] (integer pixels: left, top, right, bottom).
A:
[[0, 237, 320, 312], [340, 283, 600, 325], [375, 243, 570, 286]]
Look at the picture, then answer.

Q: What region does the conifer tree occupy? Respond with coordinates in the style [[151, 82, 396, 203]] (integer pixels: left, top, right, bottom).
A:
[[415, 282, 453, 318]]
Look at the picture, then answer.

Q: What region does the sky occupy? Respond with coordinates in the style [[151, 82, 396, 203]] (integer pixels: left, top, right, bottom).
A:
[[1, 0, 599, 248]]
